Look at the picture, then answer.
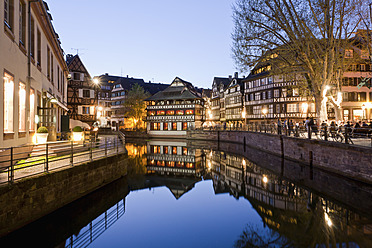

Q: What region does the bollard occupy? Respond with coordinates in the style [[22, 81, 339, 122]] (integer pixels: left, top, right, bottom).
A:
[[323, 126, 328, 141], [295, 126, 299, 137]]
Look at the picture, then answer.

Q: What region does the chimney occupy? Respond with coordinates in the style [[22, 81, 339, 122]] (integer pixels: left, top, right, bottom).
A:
[[234, 72, 238, 78], [228, 75, 232, 81]]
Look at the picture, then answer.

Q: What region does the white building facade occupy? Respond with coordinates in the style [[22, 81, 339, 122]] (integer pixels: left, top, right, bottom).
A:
[[1, 0, 68, 147]]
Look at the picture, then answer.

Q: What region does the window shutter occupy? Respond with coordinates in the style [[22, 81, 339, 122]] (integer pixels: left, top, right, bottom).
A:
[[78, 106, 82, 115], [80, 73, 84, 81], [90, 90, 95, 98], [78, 89, 83, 98], [90, 106, 95, 115]]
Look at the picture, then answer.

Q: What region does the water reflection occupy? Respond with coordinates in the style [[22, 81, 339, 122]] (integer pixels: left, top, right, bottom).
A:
[[128, 140, 372, 247], [1, 140, 372, 247]]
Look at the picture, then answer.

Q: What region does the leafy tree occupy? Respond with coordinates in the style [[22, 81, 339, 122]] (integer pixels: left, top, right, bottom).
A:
[[232, 0, 369, 121], [122, 83, 150, 130]]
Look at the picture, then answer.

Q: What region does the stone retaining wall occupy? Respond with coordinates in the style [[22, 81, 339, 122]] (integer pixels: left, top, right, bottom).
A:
[[0, 154, 128, 237], [187, 130, 372, 183]]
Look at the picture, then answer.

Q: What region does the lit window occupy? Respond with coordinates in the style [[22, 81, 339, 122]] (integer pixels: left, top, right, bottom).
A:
[[176, 110, 184, 115], [185, 109, 194, 115], [4, 72, 14, 132], [163, 122, 168, 130], [166, 110, 174, 115], [345, 49, 353, 58], [172, 146, 177, 155], [182, 122, 187, 130], [156, 110, 165, 115], [19, 82, 26, 132], [30, 88, 35, 131], [172, 122, 177, 130]]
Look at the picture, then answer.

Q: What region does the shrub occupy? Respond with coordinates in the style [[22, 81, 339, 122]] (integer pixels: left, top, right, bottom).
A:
[[37, 126, 48, 133], [73, 126, 83, 132]]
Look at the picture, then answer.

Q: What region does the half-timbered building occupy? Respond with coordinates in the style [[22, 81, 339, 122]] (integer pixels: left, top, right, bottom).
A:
[[66, 54, 97, 126], [145, 77, 204, 137], [224, 72, 245, 126], [243, 65, 315, 123], [210, 76, 231, 125]]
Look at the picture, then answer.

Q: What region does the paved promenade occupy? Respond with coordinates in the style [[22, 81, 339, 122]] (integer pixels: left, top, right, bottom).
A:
[[0, 135, 126, 185]]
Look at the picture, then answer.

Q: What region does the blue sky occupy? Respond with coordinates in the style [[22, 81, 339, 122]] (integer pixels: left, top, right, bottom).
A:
[[48, 0, 238, 88]]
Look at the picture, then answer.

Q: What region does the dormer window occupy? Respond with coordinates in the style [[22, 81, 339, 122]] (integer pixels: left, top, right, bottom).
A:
[[345, 49, 353, 58]]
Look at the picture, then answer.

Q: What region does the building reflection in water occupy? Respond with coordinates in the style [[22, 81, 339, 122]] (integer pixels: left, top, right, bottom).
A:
[[128, 141, 372, 247], [204, 149, 372, 248]]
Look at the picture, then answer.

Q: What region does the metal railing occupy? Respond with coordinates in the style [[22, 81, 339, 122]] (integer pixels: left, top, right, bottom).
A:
[[65, 199, 125, 248], [198, 124, 372, 148], [0, 135, 126, 184]]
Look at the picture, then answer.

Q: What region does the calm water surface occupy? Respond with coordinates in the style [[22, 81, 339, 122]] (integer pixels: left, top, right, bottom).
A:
[[1, 139, 372, 248]]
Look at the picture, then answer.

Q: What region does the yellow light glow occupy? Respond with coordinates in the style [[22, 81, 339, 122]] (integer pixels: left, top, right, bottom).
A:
[[301, 103, 309, 113], [262, 176, 268, 183], [93, 78, 99, 85], [72, 132, 83, 141], [324, 212, 333, 227], [242, 110, 246, 118], [98, 106, 103, 111], [242, 159, 246, 166], [207, 161, 212, 169], [262, 108, 268, 115]]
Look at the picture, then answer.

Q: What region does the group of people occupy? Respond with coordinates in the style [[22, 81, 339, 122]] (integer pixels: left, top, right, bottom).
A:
[[276, 117, 372, 137]]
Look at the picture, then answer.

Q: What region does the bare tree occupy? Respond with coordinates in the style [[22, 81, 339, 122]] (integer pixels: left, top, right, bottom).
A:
[[232, 0, 368, 121]]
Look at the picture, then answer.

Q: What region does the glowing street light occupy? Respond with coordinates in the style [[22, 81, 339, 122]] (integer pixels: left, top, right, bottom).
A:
[[262, 175, 268, 184]]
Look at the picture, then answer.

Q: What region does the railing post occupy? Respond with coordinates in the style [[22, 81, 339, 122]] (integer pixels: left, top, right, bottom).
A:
[[8, 147, 14, 183], [70, 141, 74, 165], [45, 143, 49, 172], [323, 126, 328, 141], [90, 139, 93, 162], [105, 137, 108, 157], [116, 137, 119, 155]]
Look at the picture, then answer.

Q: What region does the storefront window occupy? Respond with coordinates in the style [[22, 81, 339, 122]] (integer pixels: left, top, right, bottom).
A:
[[4, 72, 14, 133], [30, 88, 35, 131], [19, 82, 26, 132]]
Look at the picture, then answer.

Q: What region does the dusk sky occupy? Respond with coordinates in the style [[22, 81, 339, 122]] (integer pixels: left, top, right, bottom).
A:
[[48, 0, 238, 88]]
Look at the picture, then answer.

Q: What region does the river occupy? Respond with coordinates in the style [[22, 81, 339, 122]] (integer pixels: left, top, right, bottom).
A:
[[1, 139, 372, 248]]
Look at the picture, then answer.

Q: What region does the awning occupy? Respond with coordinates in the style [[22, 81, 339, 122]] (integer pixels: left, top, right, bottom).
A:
[[46, 92, 69, 111]]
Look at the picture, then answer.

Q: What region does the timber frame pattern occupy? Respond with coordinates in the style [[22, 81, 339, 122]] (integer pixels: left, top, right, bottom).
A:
[[67, 55, 97, 126]]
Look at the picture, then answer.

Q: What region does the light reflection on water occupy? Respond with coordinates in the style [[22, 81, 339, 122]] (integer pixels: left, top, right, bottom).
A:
[[1, 140, 372, 248]]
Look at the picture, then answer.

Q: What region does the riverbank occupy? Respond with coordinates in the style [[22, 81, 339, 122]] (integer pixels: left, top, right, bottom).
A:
[[187, 130, 372, 184]]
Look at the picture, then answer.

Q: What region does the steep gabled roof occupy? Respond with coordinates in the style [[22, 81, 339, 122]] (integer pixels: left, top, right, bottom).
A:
[[213, 77, 231, 89], [66, 54, 91, 79], [145, 77, 202, 101]]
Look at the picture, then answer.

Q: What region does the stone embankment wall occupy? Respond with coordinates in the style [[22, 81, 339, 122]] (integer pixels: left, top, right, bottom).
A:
[[0, 154, 127, 236], [187, 130, 372, 184]]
